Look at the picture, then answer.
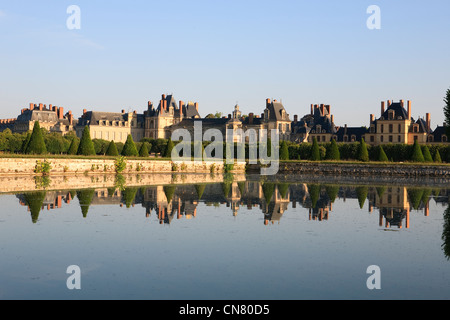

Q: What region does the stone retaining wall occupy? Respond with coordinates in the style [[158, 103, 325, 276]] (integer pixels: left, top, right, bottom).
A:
[[0, 158, 246, 176]]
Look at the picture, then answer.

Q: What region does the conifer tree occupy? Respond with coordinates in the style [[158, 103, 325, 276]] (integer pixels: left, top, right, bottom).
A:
[[422, 145, 433, 162], [357, 138, 369, 162], [77, 126, 96, 156], [326, 139, 340, 160], [25, 121, 47, 155], [310, 137, 321, 161], [435, 149, 442, 163], [139, 142, 149, 157], [121, 134, 138, 157], [67, 138, 79, 155], [105, 140, 119, 156], [21, 132, 31, 154], [378, 145, 389, 162], [411, 140, 425, 162], [165, 138, 174, 158], [280, 141, 289, 160], [444, 87, 450, 137]]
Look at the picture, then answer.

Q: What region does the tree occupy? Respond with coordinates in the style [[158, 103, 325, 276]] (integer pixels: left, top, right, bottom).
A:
[[310, 138, 321, 161], [67, 138, 79, 155], [435, 149, 442, 163], [422, 146, 433, 162], [444, 87, 450, 137], [77, 126, 96, 156], [279, 141, 289, 160], [121, 134, 138, 157], [357, 138, 369, 162], [326, 139, 340, 160], [105, 140, 119, 156], [165, 138, 174, 158], [25, 121, 47, 155], [411, 140, 425, 162], [139, 142, 149, 157], [378, 145, 389, 162], [21, 132, 31, 154]]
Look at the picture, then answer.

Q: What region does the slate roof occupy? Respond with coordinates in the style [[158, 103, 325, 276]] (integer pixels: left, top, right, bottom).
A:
[[432, 126, 448, 142], [380, 102, 408, 120], [335, 126, 368, 142], [266, 101, 290, 122]]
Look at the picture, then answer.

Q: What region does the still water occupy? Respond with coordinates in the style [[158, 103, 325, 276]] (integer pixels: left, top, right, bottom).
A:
[[0, 174, 449, 300]]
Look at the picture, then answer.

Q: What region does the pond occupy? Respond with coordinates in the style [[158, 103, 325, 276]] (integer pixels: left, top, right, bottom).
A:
[[0, 174, 449, 300]]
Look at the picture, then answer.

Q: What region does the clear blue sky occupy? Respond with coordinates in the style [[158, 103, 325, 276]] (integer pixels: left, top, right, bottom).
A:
[[0, 0, 449, 128]]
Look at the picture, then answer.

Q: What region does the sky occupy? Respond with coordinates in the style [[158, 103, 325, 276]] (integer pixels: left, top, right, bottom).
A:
[[0, 0, 449, 128]]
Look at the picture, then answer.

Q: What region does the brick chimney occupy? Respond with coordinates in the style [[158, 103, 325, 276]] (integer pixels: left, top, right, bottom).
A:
[[310, 104, 314, 115], [30, 103, 34, 111], [426, 113, 431, 132], [249, 113, 254, 125], [266, 98, 271, 108], [407, 100, 411, 120], [381, 101, 385, 116], [68, 111, 73, 125], [39, 103, 43, 111], [58, 107, 64, 119], [331, 115, 334, 124], [83, 109, 87, 115], [194, 102, 199, 112], [370, 114, 375, 123], [325, 105, 330, 115]]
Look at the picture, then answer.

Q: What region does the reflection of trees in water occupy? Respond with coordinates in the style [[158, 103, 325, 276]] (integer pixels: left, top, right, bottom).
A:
[[122, 187, 138, 208], [443, 206, 450, 260], [24, 191, 46, 224], [262, 182, 275, 204], [163, 185, 176, 204], [195, 184, 206, 200], [307, 184, 320, 209], [76, 189, 95, 218], [356, 186, 368, 209], [407, 187, 433, 210], [277, 183, 290, 200], [325, 185, 339, 203]]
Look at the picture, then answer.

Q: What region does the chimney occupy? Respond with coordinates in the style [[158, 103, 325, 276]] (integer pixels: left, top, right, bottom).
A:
[[370, 114, 375, 123], [58, 107, 64, 119], [30, 103, 34, 110], [39, 103, 43, 111], [381, 101, 385, 116], [331, 114, 334, 124], [179, 101, 184, 110], [400, 100, 404, 108], [325, 105, 330, 115], [68, 111, 73, 125], [407, 100, 411, 120], [194, 102, 199, 112], [121, 109, 125, 114], [249, 113, 254, 125], [83, 109, 87, 115], [228, 114, 231, 119], [261, 113, 264, 119], [50, 104, 54, 111], [162, 94, 166, 100], [294, 115, 298, 124], [387, 100, 391, 107], [266, 98, 271, 107], [426, 113, 431, 132], [310, 104, 314, 115], [320, 104, 325, 115], [148, 101, 152, 109]]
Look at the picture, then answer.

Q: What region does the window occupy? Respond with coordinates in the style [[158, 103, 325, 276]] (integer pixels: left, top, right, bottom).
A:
[[389, 124, 393, 133], [414, 136, 418, 141], [351, 135, 356, 142], [380, 136, 384, 142], [317, 136, 321, 142], [370, 136, 374, 143], [381, 124, 384, 133], [443, 135, 448, 142], [398, 135, 401, 143], [389, 136, 393, 142], [398, 124, 401, 133]]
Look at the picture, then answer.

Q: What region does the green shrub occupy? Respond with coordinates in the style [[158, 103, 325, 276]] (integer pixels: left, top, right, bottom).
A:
[[279, 141, 289, 160], [67, 138, 79, 155], [422, 146, 433, 162], [310, 138, 321, 161], [105, 140, 119, 156], [357, 138, 369, 162], [164, 138, 175, 158], [378, 145, 389, 162], [326, 139, 340, 160], [121, 135, 138, 157], [77, 126, 96, 156], [25, 121, 47, 155], [114, 156, 127, 173], [435, 149, 442, 163], [139, 142, 149, 157], [411, 140, 425, 162]]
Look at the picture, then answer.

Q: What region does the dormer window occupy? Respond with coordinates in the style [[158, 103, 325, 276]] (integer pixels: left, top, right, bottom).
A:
[[388, 110, 395, 120]]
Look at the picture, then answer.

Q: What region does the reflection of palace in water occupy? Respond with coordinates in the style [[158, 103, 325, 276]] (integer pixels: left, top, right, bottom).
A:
[[15, 181, 449, 229]]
